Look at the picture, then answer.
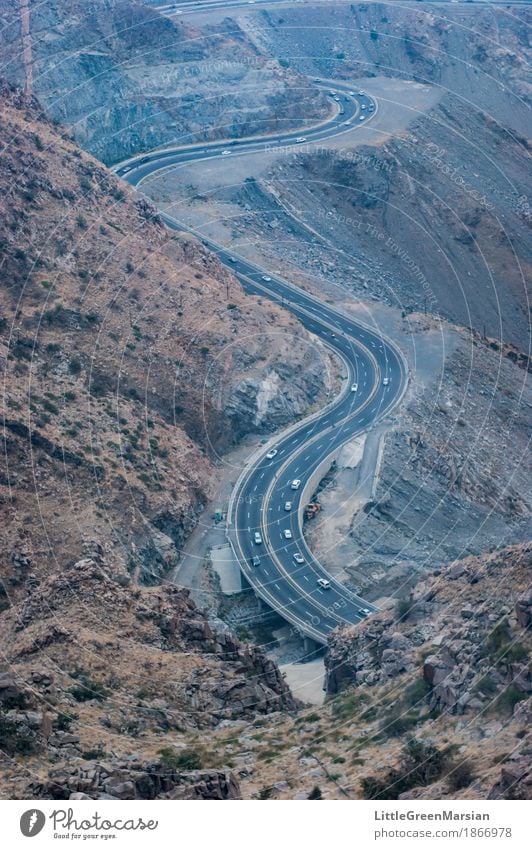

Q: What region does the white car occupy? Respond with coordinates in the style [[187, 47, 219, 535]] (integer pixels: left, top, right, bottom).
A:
[[221, 150, 231, 156], [343, 121, 351, 126], [383, 377, 390, 386], [284, 501, 292, 511], [254, 532, 262, 544], [359, 116, 365, 121], [295, 137, 307, 143], [262, 275, 272, 282], [293, 553, 305, 564], [349, 91, 356, 95], [283, 529, 293, 540], [266, 448, 278, 459], [291, 479, 301, 490], [358, 90, 365, 95], [229, 256, 237, 263], [351, 383, 358, 392], [317, 578, 331, 590]]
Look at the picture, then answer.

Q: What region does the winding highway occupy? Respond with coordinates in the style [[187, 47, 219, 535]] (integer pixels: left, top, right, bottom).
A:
[[157, 0, 513, 18], [114, 82, 409, 645]]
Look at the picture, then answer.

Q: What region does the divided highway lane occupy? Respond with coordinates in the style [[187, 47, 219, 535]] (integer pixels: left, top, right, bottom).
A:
[[225, 271, 405, 643], [114, 84, 407, 644], [114, 84, 375, 180]]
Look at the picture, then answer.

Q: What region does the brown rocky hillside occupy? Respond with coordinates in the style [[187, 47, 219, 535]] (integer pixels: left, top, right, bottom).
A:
[[0, 0, 329, 163], [0, 80, 330, 594]]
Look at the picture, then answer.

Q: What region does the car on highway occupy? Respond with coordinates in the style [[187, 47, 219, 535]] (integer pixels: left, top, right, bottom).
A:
[[229, 256, 237, 263], [334, 96, 340, 102], [349, 91, 356, 95], [254, 532, 262, 544], [358, 90, 365, 95], [359, 116, 365, 121], [295, 137, 307, 143], [221, 150, 231, 156], [284, 501, 292, 511], [266, 448, 278, 459], [251, 556, 261, 567], [262, 275, 272, 282], [383, 377, 390, 386], [317, 578, 331, 590], [283, 529, 293, 539], [351, 383, 358, 392], [293, 553, 305, 564], [343, 121, 351, 126], [291, 479, 301, 490]]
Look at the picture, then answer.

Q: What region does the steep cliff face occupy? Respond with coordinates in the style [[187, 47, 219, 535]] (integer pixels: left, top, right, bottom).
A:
[[0, 82, 330, 591], [0, 0, 329, 163]]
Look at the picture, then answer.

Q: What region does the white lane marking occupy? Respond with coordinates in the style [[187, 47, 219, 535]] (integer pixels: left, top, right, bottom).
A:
[[303, 575, 309, 582], [263, 568, 270, 576]]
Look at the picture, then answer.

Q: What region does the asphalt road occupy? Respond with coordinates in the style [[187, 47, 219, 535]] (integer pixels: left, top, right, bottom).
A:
[[114, 83, 408, 645]]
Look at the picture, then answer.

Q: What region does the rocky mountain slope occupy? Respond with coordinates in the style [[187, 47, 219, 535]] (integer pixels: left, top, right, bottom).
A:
[[246, 1, 530, 133], [0, 0, 329, 163], [305, 313, 531, 603], [0, 540, 296, 799], [263, 105, 530, 348], [0, 81, 331, 594], [195, 1, 530, 348], [3, 542, 528, 800]]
